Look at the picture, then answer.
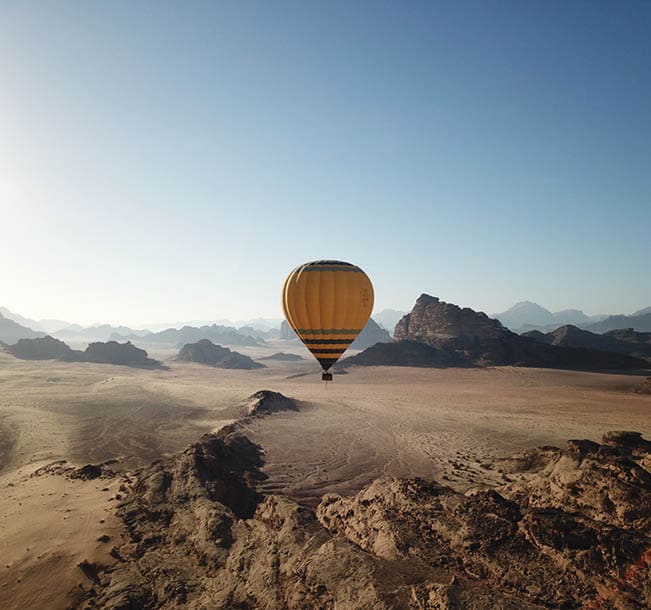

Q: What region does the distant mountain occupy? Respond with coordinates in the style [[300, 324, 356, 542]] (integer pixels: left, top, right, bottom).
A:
[[0, 307, 70, 333], [177, 339, 264, 369], [38, 319, 72, 333], [350, 319, 392, 350], [55, 324, 151, 341], [493, 301, 556, 330], [238, 326, 281, 341], [551, 309, 591, 325], [131, 324, 260, 347], [372, 309, 406, 334], [633, 306, 651, 316], [280, 320, 298, 340], [583, 313, 651, 334], [0, 306, 42, 331], [0, 313, 44, 344], [233, 318, 282, 331], [259, 352, 304, 361], [495, 302, 622, 333], [522, 325, 651, 359], [344, 294, 648, 370]]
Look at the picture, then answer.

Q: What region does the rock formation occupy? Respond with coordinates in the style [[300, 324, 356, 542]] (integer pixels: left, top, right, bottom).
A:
[[242, 390, 299, 416], [176, 339, 264, 369], [378, 294, 649, 369], [84, 412, 651, 610], [5, 335, 83, 361], [84, 341, 160, 367], [4, 336, 160, 367]]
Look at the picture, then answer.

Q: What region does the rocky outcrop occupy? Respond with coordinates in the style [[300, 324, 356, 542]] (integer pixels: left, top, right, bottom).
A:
[[4, 336, 160, 367], [386, 294, 650, 369], [176, 339, 264, 369], [5, 335, 83, 361], [242, 390, 298, 416], [84, 341, 160, 367], [395, 295, 515, 348], [350, 318, 392, 350], [87, 421, 651, 610]]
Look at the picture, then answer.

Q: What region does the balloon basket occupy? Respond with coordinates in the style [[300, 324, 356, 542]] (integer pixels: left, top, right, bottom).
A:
[[322, 372, 333, 382]]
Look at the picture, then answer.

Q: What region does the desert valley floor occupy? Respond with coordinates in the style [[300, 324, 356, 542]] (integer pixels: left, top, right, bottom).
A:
[[1, 348, 650, 609]]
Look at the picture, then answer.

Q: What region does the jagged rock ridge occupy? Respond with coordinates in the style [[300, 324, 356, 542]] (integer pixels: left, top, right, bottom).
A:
[[84, 392, 651, 609]]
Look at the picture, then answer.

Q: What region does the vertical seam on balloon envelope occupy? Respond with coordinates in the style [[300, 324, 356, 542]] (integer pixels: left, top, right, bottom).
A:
[[311, 264, 322, 334], [297, 266, 310, 335], [341, 269, 352, 353]]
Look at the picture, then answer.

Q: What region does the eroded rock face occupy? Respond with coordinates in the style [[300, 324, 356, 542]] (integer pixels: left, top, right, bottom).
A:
[[87, 427, 651, 610], [395, 295, 506, 347]]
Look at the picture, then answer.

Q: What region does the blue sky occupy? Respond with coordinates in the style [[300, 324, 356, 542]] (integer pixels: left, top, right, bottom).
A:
[[1, 1, 649, 326]]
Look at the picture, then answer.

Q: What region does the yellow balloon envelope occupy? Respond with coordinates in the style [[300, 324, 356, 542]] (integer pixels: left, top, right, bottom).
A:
[[282, 260, 374, 375]]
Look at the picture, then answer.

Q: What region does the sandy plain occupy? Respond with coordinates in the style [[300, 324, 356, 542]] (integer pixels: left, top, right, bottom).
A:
[[0, 344, 650, 608]]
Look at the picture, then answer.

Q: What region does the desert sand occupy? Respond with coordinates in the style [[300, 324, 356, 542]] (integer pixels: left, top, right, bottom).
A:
[[1, 347, 650, 608]]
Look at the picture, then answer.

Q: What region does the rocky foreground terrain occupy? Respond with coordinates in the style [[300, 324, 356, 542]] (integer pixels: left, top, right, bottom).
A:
[[75, 391, 651, 610]]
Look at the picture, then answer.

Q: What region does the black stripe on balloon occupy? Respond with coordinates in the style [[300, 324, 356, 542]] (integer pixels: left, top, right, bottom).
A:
[[303, 339, 353, 345], [308, 348, 346, 354], [317, 357, 338, 371]]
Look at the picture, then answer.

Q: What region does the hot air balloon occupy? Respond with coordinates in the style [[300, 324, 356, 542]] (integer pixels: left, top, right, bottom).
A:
[[281, 260, 374, 381]]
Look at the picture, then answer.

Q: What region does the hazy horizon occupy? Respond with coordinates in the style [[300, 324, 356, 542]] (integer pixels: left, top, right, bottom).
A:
[[1, 296, 648, 331], [2, 2, 650, 326]]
